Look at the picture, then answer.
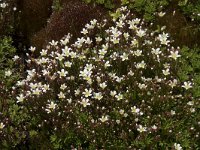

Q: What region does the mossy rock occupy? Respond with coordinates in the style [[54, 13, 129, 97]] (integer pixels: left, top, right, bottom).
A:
[[155, 1, 200, 47], [31, 0, 108, 51]]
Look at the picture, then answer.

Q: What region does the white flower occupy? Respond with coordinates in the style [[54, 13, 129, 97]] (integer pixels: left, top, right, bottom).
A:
[[39, 57, 48, 64], [42, 69, 50, 76], [116, 20, 125, 28], [128, 20, 138, 30], [81, 28, 88, 35], [128, 70, 134, 76], [163, 63, 170, 69], [0, 123, 5, 129], [29, 83, 36, 90], [49, 40, 58, 46], [99, 49, 107, 56], [90, 19, 97, 25], [169, 79, 178, 88], [16, 94, 25, 103], [74, 89, 80, 96], [46, 101, 57, 113], [56, 53, 64, 61], [158, 33, 170, 45], [182, 81, 192, 90], [17, 80, 25, 86], [151, 48, 161, 55], [13, 55, 19, 61], [133, 18, 140, 24], [60, 84, 67, 90], [138, 83, 147, 89], [110, 91, 117, 97], [187, 101, 194, 106], [116, 120, 120, 124], [115, 76, 123, 83], [58, 92, 65, 99], [171, 110, 176, 115], [169, 51, 181, 60], [120, 53, 129, 61], [190, 108, 195, 113], [29, 46, 36, 52], [104, 61, 111, 68], [13, 7, 17, 11], [58, 69, 68, 77], [136, 61, 146, 69], [99, 82, 107, 89], [62, 46, 71, 57], [134, 50, 142, 56], [158, 11, 166, 17], [111, 27, 122, 38], [79, 98, 90, 107], [60, 37, 70, 45], [70, 52, 77, 58], [85, 37, 92, 44], [40, 49, 47, 55], [96, 37, 102, 42], [111, 37, 120, 44], [5, 70, 12, 77], [93, 92, 103, 100], [42, 84, 50, 92], [137, 125, 147, 133], [64, 61, 72, 68], [0, 3, 8, 8], [32, 88, 41, 95], [131, 106, 140, 114], [85, 64, 93, 71], [83, 88, 92, 97], [115, 93, 123, 101], [131, 39, 138, 47], [79, 69, 92, 80], [162, 68, 170, 76], [152, 125, 157, 130], [119, 109, 124, 115], [174, 143, 182, 150], [85, 23, 95, 29], [77, 37, 85, 45], [67, 98, 72, 103], [123, 32, 130, 39], [99, 115, 109, 123], [136, 29, 146, 37]]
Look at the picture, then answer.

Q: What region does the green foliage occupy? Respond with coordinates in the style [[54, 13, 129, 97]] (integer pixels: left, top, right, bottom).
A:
[[1, 0, 200, 149], [0, 37, 20, 89], [127, 0, 169, 21], [2, 7, 198, 149], [179, 0, 200, 23], [0, 37, 25, 148], [83, 0, 169, 21], [52, 0, 62, 12], [83, 0, 115, 9], [179, 46, 200, 98], [0, 37, 15, 71]]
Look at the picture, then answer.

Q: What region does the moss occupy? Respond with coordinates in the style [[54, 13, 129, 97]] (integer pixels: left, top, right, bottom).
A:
[[155, 2, 200, 47], [31, 0, 108, 50]]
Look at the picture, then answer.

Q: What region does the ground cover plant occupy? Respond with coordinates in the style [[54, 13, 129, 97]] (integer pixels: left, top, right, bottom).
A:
[[0, 6, 199, 149], [84, 0, 200, 47], [0, 0, 200, 149]]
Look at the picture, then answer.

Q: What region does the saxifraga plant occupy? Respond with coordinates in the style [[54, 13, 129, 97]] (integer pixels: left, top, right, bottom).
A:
[[1, 6, 199, 149]]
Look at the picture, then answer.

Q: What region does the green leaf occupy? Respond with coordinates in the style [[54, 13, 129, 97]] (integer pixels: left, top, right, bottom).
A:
[[110, 9, 121, 21]]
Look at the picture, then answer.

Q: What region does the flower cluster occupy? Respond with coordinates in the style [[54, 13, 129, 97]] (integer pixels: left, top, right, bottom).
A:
[[13, 6, 199, 149], [0, 2, 8, 9]]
